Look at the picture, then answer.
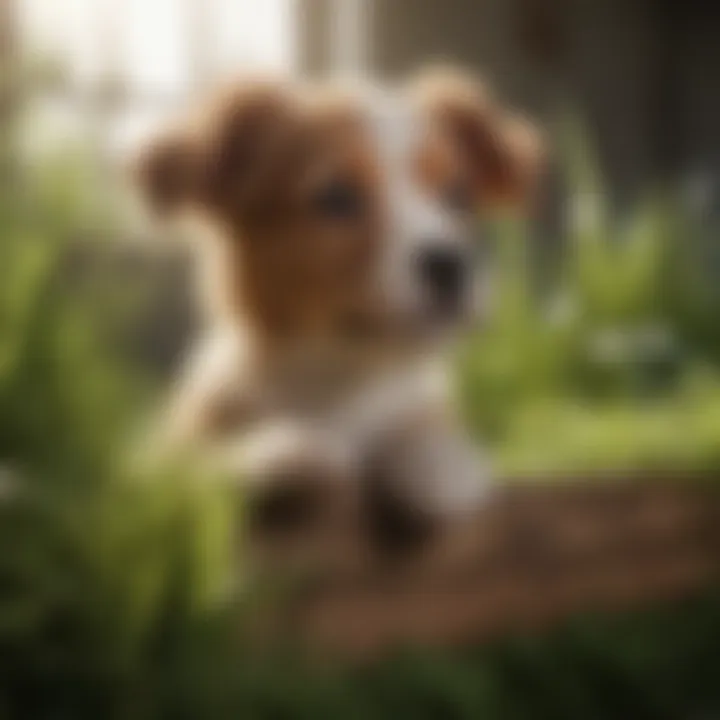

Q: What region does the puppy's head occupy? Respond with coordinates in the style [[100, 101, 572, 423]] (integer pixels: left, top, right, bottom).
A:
[[133, 69, 542, 343]]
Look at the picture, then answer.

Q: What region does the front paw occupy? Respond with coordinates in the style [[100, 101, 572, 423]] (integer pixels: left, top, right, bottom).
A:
[[216, 422, 359, 566], [392, 430, 493, 520], [432, 442, 494, 517], [362, 433, 493, 556]]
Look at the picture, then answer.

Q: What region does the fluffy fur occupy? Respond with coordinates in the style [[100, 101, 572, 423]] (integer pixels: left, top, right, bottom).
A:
[[134, 67, 542, 549]]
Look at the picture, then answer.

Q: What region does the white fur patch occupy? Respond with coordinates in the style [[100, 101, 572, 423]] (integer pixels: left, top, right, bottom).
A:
[[327, 356, 449, 461], [238, 357, 450, 481], [357, 87, 471, 322]]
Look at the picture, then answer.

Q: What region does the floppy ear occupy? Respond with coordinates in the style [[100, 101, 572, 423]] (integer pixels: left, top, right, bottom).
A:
[[199, 79, 303, 218], [131, 79, 300, 221], [410, 67, 544, 211], [131, 129, 198, 216]]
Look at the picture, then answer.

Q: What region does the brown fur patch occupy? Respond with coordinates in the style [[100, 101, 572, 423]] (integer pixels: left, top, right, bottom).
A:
[[135, 81, 387, 341], [413, 122, 467, 204], [209, 89, 384, 340], [409, 67, 544, 210], [132, 128, 198, 214]]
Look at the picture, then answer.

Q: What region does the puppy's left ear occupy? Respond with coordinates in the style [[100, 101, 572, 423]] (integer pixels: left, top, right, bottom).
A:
[[130, 129, 199, 217], [410, 67, 545, 212]]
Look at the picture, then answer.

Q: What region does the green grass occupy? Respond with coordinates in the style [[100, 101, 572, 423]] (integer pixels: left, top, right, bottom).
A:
[[455, 167, 720, 473]]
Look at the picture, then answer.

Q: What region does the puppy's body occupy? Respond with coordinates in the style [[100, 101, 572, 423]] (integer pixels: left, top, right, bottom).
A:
[[136, 69, 541, 537], [166, 320, 481, 519]]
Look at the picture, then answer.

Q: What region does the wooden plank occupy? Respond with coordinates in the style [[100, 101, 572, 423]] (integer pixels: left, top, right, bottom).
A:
[[249, 479, 720, 658]]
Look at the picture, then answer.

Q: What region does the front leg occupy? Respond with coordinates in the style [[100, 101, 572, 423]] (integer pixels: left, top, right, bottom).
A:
[[363, 407, 492, 553], [214, 421, 362, 569]]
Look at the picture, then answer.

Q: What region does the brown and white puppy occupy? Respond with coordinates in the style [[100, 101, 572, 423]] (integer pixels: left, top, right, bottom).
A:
[[134, 67, 542, 549]]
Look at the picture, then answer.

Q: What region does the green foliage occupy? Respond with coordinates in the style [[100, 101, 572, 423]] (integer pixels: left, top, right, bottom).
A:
[[456, 121, 720, 473], [0, 148, 238, 717]]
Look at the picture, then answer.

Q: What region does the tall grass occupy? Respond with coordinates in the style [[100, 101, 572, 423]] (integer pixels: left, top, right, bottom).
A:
[[0, 147, 237, 717], [457, 121, 720, 474]]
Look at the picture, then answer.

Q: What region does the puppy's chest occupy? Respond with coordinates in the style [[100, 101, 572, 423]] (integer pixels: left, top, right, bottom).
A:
[[261, 354, 449, 454]]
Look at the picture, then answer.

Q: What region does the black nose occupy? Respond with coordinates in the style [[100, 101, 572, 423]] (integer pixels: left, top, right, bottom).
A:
[[417, 247, 465, 308]]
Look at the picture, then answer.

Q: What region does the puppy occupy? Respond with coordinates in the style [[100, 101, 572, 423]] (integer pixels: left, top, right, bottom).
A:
[[133, 68, 542, 552]]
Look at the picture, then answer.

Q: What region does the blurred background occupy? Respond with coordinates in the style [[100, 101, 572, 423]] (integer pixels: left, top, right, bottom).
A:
[[1, 1, 720, 718]]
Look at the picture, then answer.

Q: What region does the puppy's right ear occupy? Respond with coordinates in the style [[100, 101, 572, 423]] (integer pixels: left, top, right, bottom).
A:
[[131, 130, 198, 216]]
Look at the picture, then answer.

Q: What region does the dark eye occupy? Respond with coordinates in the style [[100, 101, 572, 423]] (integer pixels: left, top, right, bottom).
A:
[[444, 178, 474, 213], [312, 180, 364, 219]]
